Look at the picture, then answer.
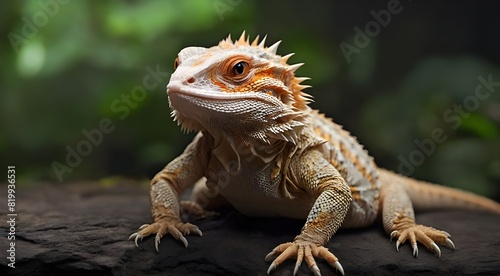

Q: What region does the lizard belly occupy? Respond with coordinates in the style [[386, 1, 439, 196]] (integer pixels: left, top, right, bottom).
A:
[[222, 189, 313, 219], [207, 161, 314, 219]]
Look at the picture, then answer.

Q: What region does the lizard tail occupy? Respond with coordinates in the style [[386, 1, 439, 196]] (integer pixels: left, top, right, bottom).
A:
[[379, 169, 500, 214]]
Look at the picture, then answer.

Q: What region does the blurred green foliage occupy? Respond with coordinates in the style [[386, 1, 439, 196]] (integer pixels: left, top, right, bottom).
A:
[[1, 1, 499, 199]]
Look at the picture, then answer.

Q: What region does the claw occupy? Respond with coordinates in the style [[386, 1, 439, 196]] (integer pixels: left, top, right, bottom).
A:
[[334, 261, 345, 276], [390, 230, 399, 241], [293, 248, 303, 276], [412, 243, 418, 257], [128, 233, 143, 247], [445, 238, 455, 250], [193, 228, 203, 237], [155, 233, 161, 252], [128, 233, 137, 245], [293, 262, 300, 275], [396, 240, 401, 252], [264, 251, 276, 262], [139, 224, 149, 230], [135, 234, 143, 247], [311, 264, 321, 276], [267, 263, 276, 275], [180, 236, 188, 248], [431, 242, 441, 258]]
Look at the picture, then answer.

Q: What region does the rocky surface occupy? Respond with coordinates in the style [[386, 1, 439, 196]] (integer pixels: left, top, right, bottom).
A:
[[1, 182, 499, 275]]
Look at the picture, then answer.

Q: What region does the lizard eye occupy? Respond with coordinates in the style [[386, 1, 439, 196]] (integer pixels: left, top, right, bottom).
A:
[[230, 61, 249, 77], [222, 56, 252, 82], [173, 57, 180, 70]]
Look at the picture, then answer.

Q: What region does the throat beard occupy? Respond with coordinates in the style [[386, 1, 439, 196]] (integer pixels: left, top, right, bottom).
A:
[[209, 130, 290, 173]]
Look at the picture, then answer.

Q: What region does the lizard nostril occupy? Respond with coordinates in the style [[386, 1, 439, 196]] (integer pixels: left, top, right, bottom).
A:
[[186, 77, 195, 84]]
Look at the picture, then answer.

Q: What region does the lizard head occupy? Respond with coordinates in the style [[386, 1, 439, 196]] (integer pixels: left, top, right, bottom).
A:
[[166, 32, 312, 144]]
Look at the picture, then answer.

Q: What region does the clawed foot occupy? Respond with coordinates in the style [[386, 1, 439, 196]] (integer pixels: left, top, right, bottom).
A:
[[129, 201, 217, 251], [265, 241, 344, 276], [390, 215, 455, 257], [129, 219, 202, 251]]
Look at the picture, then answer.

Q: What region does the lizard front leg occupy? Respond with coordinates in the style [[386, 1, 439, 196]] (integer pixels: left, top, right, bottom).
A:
[[266, 150, 352, 276], [378, 170, 455, 257], [129, 132, 211, 250]]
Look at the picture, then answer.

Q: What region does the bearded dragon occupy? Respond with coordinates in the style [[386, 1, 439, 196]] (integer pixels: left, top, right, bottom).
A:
[[129, 32, 500, 275]]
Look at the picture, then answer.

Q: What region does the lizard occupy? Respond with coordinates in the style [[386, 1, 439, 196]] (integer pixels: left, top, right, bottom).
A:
[[129, 32, 500, 275]]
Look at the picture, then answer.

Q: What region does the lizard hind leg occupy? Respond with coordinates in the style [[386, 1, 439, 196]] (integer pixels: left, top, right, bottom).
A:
[[379, 177, 455, 258], [179, 177, 230, 219], [189, 177, 230, 211]]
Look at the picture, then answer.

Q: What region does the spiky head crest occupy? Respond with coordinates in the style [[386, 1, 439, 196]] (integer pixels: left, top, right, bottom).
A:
[[215, 31, 312, 110]]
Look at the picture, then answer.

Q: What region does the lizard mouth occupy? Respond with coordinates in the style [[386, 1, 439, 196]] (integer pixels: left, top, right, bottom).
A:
[[167, 81, 280, 103], [166, 81, 291, 134]]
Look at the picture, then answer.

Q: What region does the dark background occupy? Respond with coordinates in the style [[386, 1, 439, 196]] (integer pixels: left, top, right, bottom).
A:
[[1, 0, 499, 199]]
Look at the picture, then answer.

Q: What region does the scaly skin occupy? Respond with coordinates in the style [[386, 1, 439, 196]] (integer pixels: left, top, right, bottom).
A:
[[129, 32, 500, 275]]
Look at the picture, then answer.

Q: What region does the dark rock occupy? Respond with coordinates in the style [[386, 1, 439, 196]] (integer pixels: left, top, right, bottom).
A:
[[1, 182, 499, 275]]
